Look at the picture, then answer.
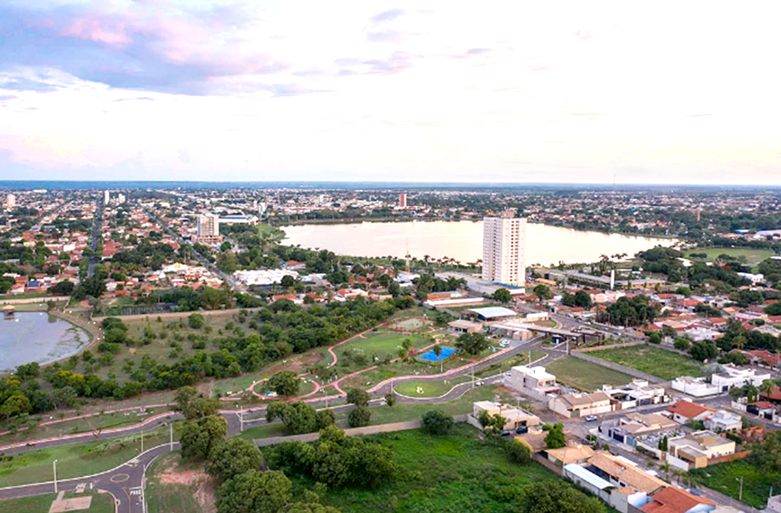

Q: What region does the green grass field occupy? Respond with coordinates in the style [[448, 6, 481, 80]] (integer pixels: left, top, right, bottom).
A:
[[145, 451, 215, 513], [587, 345, 703, 381], [688, 247, 775, 270], [338, 332, 430, 358], [277, 423, 556, 513], [692, 460, 780, 509], [0, 491, 115, 513], [546, 356, 633, 391], [0, 424, 176, 487]]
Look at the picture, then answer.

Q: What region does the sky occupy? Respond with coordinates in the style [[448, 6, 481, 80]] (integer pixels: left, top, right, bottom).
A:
[[0, 0, 779, 184]]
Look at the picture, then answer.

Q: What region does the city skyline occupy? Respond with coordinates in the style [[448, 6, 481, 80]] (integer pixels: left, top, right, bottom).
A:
[[0, 0, 780, 184]]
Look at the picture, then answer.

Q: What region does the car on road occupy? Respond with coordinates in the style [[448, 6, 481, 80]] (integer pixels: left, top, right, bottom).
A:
[[475, 381, 485, 386], [505, 372, 512, 377], [500, 430, 512, 437], [585, 415, 598, 422]]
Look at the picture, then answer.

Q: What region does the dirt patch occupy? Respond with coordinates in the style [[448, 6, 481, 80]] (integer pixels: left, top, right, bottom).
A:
[[49, 496, 92, 512], [157, 458, 217, 513], [264, 351, 324, 375], [128, 347, 136, 354]]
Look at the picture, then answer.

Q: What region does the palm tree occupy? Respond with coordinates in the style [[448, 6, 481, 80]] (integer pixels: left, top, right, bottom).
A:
[[660, 461, 672, 482], [672, 468, 687, 486], [760, 379, 776, 398]]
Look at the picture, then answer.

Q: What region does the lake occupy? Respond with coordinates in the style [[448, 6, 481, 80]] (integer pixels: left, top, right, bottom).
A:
[[282, 221, 676, 266], [0, 312, 92, 372]]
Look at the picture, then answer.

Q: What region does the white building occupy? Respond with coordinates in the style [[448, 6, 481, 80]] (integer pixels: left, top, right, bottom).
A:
[[482, 210, 527, 286], [117, 193, 126, 204], [504, 365, 560, 401], [233, 269, 299, 286], [710, 364, 771, 392], [197, 214, 220, 238], [672, 376, 720, 397], [104, 190, 110, 205], [5, 193, 15, 209], [704, 410, 742, 432], [737, 272, 765, 284]]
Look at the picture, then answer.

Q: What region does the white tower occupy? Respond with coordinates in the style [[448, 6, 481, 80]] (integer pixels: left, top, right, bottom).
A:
[[197, 214, 220, 237], [104, 190, 110, 205], [5, 193, 16, 209], [482, 211, 526, 286]]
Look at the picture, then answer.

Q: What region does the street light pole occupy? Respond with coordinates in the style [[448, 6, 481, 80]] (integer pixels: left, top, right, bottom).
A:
[[239, 406, 244, 433], [53, 460, 58, 493], [737, 476, 743, 501], [169, 423, 173, 451], [141, 431, 144, 453]]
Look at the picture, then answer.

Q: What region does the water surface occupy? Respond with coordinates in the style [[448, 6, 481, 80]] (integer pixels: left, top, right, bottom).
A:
[[0, 312, 92, 372], [282, 221, 676, 266]]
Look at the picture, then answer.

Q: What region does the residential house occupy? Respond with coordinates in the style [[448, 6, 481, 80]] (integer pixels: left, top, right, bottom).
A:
[[600, 412, 678, 448], [704, 410, 742, 433], [710, 364, 771, 392], [447, 319, 484, 335], [602, 380, 667, 410], [545, 441, 595, 467], [640, 486, 718, 513], [469, 401, 540, 432], [505, 365, 560, 401], [549, 391, 612, 419], [665, 400, 715, 424], [666, 430, 736, 470]]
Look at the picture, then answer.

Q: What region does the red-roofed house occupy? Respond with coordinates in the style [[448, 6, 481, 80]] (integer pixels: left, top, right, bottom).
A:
[[666, 400, 715, 424], [641, 486, 718, 513]]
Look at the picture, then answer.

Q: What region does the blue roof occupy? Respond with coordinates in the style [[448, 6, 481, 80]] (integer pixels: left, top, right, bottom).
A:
[[466, 306, 517, 319], [564, 464, 613, 490]]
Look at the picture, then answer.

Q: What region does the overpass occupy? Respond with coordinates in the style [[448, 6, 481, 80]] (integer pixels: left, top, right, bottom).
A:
[[488, 321, 605, 344]]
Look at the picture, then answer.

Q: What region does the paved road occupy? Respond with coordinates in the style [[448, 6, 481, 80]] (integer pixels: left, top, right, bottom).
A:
[[0, 442, 177, 513]]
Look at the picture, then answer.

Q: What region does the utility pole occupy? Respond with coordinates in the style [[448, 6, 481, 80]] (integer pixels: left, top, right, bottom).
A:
[[169, 423, 173, 451], [53, 460, 58, 493], [141, 431, 144, 453], [737, 476, 743, 501], [472, 364, 475, 389], [239, 406, 244, 433]]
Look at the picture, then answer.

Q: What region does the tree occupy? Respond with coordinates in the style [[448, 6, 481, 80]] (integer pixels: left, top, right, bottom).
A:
[[454, 332, 490, 356], [188, 313, 205, 329], [348, 406, 371, 427], [544, 422, 566, 449], [180, 415, 228, 459], [421, 410, 455, 435], [478, 410, 507, 435], [648, 331, 662, 345], [689, 341, 718, 362], [431, 343, 444, 371], [384, 392, 396, 407], [0, 395, 31, 420], [49, 280, 75, 295], [519, 479, 606, 513], [207, 438, 264, 483], [269, 371, 301, 397], [175, 386, 220, 420], [574, 290, 593, 309], [492, 288, 512, 303], [673, 338, 691, 351], [346, 388, 370, 408], [284, 504, 341, 513], [658, 435, 669, 452], [761, 379, 776, 397], [217, 470, 291, 513], [267, 401, 331, 434], [533, 284, 552, 302], [507, 438, 532, 463]]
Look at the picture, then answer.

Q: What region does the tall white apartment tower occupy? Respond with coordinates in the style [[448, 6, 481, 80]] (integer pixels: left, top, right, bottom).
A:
[[5, 193, 16, 210], [104, 190, 110, 205], [197, 214, 220, 237], [482, 210, 527, 286]]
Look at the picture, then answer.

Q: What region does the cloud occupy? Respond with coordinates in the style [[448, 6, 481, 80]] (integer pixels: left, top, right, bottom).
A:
[[0, 76, 61, 93], [370, 9, 406, 24], [0, 2, 284, 95], [0, 95, 18, 101], [684, 113, 713, 117], [111, 97, 155, 102], [466, 48, 491, 55], [364, 51, 418, 74]]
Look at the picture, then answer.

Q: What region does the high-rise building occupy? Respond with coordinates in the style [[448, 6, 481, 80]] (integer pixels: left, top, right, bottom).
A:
[[5, 193, 16, 209], [482, 210, 526, 286], [104, 190, 110, 205], [399, 193, 407, 208], [197, 214, 220, 238], [117, 193, 126, 204]]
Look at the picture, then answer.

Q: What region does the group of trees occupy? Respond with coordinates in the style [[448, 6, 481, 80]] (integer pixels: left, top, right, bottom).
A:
[[267, 401, 336, 435], [454, 332, 491, 356], [269, 425, 398, 489], [560, 290, 593, 309], [600, 295, 658, 327]]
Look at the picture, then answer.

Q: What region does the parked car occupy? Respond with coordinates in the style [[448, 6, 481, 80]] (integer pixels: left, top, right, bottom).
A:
[[500, 430, 512, 437], [585, 415, 598, 422], [515, 426, 528, 434]]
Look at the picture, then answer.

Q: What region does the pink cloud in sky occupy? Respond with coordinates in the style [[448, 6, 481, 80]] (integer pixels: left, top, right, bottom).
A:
[[61, 17, 132, 47]]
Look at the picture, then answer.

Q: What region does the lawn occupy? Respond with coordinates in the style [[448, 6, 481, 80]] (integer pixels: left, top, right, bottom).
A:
[[587, 345, 703, 381], [546, 356, 633, 391], [394, 376, 473, 398], [0, 491, 115, 513], [0, 423, 176, 487], [145, 451, 216, 513], [274, 423, 556, 513], [338, 332, 431, 359], [691, 459, 781, 509]]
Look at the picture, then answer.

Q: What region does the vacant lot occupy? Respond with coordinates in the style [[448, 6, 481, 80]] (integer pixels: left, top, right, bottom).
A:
[[272, 423, 556, 513], [146, 451, 217, 513], [587, 345, 703, 380], [692, 459, 780, 509], [546, 356, 633, 391], [394, 376, 473, 398]]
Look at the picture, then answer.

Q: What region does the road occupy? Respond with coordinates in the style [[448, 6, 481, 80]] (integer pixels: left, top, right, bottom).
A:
[[0, 442, 178, 513], [87, 198, 102, 278]]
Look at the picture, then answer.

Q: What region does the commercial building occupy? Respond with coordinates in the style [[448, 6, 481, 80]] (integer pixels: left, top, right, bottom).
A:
[[504, 365, 560, 401], [482, 210, 526, 286], [219, 214, 259, 225], [447, 319, 484, 334]]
